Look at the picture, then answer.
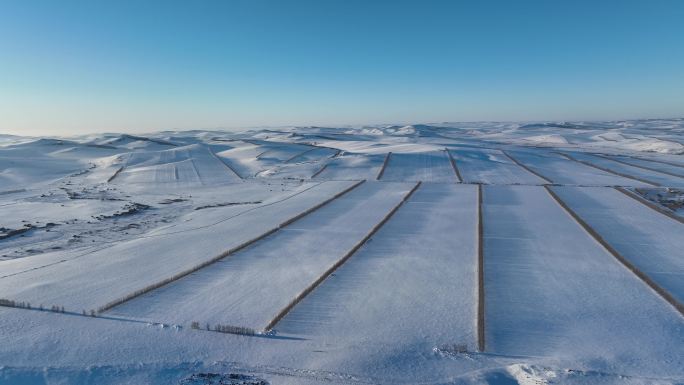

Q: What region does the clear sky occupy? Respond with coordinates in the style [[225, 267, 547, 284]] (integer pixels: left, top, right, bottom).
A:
[[1, 0, 684, 136]]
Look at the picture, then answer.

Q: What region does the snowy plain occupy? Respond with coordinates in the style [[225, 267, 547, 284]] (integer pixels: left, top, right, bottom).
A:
[[1, 119, 684, 384]]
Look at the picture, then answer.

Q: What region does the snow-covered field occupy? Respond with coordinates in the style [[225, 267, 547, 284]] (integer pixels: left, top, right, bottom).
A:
[[1, 119, 684, 384]]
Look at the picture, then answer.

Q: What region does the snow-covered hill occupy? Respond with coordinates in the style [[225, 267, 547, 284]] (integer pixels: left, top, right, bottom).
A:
[[1, 119, 683, 384]]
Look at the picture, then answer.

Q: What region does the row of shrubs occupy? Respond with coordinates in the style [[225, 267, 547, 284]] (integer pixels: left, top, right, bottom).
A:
[[1, 298, 64, 312], [0, 298, 103, 318], [191, 321, 255, 336], [2, 298, 260, 339]]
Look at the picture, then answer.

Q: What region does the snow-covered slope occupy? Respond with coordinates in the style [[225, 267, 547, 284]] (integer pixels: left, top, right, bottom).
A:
[[1, 119, 684, 384]]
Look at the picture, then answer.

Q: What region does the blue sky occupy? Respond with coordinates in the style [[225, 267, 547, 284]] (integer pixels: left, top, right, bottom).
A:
[[1, 0, 684, 135]]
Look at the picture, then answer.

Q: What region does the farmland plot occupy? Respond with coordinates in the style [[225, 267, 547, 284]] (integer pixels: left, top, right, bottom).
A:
[[506, 150, 650, 186], [379, 151, 457, 182], [212, 141, 315, 178], [109, 181, 415, 329], [483, 185, 684, 363], [114, 145, 241, 185], [448, 148, 546, 184], [275, 183, 479, 367], [603, 154, 684, 179], [565, 152, 684, 187], [313, 153, 385, 180], [256, 147, 339, 179], [551, 186, 684, 306], [0, 181, 356, 311]]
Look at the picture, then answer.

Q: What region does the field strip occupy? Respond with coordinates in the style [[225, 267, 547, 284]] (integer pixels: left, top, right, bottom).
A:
[[482, 185, 684, 358], [97, 180, 366, 313], [500, 150, 553, 184], [614, 187, 684, 224], [272, 183, 478, 357], [446, 148, 463, 182], [556, 152, 660, 186], [447, 148, 547, 185], [562, 151, 684, 187], [628, 156, 684, 169], [545, 186, 684, 317], [264, 181, 422, 331], [105, 181, 415, 328], [598, 154, 684, 178], [379, 151, 456, 183], [284, 147, 318, 163], [0, 183, 337, 280], [0, 181, 361, 311], [208, 146, 244, 179], [376, 152, 392, 180], [477, 183, 485, 352]]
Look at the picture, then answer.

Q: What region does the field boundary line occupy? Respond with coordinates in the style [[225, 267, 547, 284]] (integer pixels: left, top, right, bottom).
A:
[[545, 186, 684, 318], [1, 183, 331, 280], [265, 181, 422, 331], [376, 152, 392, 180], [477, 183, 485, 352], [596, 154, 684, 179], [125, 134, 179, 147], [311, 164, 328, 179], [614, 187, 684, 225], [107, 153, 134, 183], [106, 167, 124, 183], [208, 146, 244, 180], [500, 150, 553, 184], [97, 180, 366, 314], [446, 148, 463, 182], [556, 152, 660, 186], [310, 150, 342, 179], [626, 156, 684, 170], [285, 147, 318, 163]]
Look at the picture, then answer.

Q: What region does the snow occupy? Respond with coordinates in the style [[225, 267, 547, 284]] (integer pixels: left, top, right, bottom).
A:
[[565, 151, 684, 187], [0, 181, 355, 311], [313, 153, 385, 180], [276, 183, 479, 377], [379, 151, 457, 182], [605, 154, 684, 178], [483, 185, 684, 374], [449, 147, 546, 184], [506, 150, 651, 186], [551, 186, 684, 305], [2, 120, 684, 384], [109, 181, 414, 329]]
